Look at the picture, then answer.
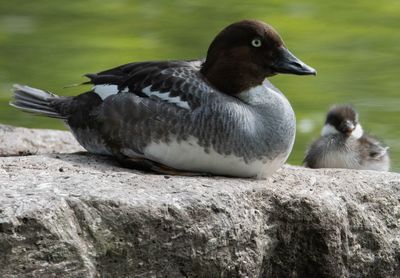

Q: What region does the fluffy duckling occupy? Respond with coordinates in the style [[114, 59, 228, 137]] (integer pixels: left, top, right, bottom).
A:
[[304, 105, 390, 171]]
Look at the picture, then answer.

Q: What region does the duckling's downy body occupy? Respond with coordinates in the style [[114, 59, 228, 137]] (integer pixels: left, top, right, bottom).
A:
[[304, 105, 390, 171], [11, 20, 316, 178]]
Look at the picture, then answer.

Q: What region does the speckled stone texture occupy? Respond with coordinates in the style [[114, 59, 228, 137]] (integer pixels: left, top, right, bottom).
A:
[[0, 124, 84, 156], [0, 126, 400, 278]]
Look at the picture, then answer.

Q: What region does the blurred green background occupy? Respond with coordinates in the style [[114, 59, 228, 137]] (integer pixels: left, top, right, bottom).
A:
[[0, 0, 399, 171]]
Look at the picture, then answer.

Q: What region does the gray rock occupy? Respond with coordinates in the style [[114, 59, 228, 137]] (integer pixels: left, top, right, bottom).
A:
[[0, 126, 400, 277], [0, 124, 84, 156]]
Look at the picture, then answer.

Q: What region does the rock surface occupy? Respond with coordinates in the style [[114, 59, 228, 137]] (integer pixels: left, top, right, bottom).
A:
[[0, 124, 84, 156], [0, 126, 400, 278]]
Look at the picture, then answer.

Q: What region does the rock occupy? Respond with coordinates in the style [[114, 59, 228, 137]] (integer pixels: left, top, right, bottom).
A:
[[0, 124, 84, 156], [0, 126, 400, 277]]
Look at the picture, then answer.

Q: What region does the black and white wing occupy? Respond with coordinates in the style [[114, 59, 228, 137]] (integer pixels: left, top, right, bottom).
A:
[[85, 59, 213, 110], [76, 59, 222, 159]]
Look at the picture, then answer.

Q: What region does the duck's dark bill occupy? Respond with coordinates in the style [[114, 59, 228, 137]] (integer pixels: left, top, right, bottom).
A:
[[272, 47, 317, 76]]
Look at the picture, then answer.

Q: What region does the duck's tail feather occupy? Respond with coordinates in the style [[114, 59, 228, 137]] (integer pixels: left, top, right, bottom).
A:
[[10, 84, 66, 119]]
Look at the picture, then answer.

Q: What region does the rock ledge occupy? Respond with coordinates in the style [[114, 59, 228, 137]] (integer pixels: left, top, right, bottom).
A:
[[0, 125, 399, 277]]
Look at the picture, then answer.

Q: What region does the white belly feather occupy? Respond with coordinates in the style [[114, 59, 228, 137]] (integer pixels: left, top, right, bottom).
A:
[[143, 136, 284, 179]]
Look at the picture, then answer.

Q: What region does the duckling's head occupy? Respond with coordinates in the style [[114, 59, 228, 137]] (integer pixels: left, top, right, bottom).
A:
[[201, 19, 316, 95], [321, 105, 364, 138]]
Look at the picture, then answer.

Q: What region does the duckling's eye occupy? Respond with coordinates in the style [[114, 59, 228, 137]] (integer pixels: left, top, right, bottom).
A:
[[251, 38, 262, 48]]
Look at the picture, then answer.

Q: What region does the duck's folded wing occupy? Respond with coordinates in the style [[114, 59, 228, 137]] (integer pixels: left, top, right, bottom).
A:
[[85, 60, 211, 110], [83, 60, 218, 157]]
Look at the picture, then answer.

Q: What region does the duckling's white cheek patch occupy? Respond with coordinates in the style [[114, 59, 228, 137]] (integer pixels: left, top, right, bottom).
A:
[[142, 86, 190, 109], [321, 124, 338, 136], [351, 124, 363, 139], [93, 85, 119, 100]]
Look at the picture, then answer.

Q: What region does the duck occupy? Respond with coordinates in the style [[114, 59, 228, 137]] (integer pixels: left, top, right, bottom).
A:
[[304, 105, 390, 171], [11, 19, 316, 178]]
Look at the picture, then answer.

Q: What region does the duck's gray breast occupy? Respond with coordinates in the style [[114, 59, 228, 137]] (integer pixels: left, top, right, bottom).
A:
[[226, 80, 296, 162]]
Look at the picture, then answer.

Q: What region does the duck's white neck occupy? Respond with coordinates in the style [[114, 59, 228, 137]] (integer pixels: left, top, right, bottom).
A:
[[237, 79, 283, 105]]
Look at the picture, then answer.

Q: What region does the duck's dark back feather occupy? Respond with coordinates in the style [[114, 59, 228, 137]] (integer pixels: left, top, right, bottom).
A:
[[83, 59, 206, 109], [84, 60, 203, 86]]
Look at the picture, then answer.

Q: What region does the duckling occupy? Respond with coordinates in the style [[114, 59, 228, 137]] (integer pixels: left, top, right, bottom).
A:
[[304, 105, 390, 171]]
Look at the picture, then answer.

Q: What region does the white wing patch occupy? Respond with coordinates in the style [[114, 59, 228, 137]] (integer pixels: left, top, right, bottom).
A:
[[93, 83, 191, 109], [93, 85, 119, 100], [142, 86, 190, 109]]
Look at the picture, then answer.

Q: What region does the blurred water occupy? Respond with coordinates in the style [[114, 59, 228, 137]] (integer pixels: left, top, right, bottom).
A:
[[0, 0, 399, 171]]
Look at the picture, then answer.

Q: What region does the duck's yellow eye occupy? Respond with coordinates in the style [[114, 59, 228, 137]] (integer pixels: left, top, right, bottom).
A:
[[251, 38, 262, 47]]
